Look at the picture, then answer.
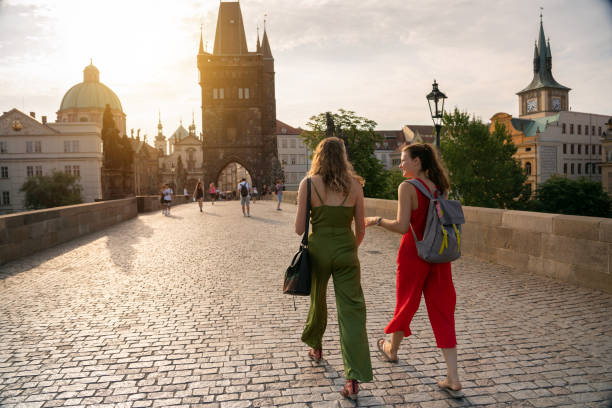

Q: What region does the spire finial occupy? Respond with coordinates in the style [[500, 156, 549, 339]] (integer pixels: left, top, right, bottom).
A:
[[264, 13, 267, 30], [540, 6, 543, 22], [192, 110, 195, 124], [90, 58, 93, 65]]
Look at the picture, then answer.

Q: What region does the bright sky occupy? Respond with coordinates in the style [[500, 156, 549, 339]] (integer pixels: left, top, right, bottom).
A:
[[0, 0, 611, 141]]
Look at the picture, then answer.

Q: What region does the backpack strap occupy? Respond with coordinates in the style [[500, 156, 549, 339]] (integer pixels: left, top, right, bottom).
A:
[[406, 179, 436, 200], [301, 178, 311, 248]]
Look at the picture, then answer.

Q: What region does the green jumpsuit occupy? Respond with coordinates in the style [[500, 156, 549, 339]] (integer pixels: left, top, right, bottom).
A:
[[301, 185, 373, 382]]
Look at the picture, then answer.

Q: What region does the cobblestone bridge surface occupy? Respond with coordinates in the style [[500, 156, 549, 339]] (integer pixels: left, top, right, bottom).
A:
[[1, 200, 611, 408]]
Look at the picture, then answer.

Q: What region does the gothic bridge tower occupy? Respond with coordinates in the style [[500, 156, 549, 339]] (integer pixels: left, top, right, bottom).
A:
[[197, 1, 278, 190]]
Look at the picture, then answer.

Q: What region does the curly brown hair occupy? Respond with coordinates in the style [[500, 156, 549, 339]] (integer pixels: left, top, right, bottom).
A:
[[308, 137, 364, 194]]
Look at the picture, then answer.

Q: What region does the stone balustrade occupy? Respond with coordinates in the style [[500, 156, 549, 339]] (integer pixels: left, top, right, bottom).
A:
[[282, 190, 612, 293], [0, 195, 193, 266]]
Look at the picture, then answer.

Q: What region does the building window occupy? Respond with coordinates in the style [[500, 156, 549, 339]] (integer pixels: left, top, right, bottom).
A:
[[525, 147, 531, 152], [598, 127, 602, 136], [562, 123, 566, 134], [599, 166, 602, 174], [563, 163, 567, 174], [72, 166, 80, 178], [599, 145, 602, 155], [578, 145, 581, 154], [0, 167, 7, 178], [64, 141, 71, 152], [593, 145, 596, 155], [2, 191, 9, 206], [563, 144, 567, 154], [35, 166, 42, 176], [577, 125, 581, 135], [577, 163, 581, 174], [570, 163, 574, 174], [219, 88, 224, 99], [281, 138, 287, 148], [65, 165, 72, 175], [585, 126, 589, 135], [72, 141, 79, 152], [35, 141, 41, 153], [27, 166, 34, 177], [290, 138, 296, 148], [245, 88, 249, 99], [570, 124, 574, 134], [592, 125, 595, 135], [586, 163, 589, 174], [26, 141, 33, 153], [238, 88, 243, 99], [570, 144, 574, 154], [525, 162, 531, 176], [0, 141, 7, 153], [584, 144, 588, 155], [213, 88, 218, 99]]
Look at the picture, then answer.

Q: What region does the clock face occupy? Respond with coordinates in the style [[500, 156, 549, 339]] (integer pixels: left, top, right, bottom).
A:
[[552, 98, 561, 111], [527, 99, 537, 113]]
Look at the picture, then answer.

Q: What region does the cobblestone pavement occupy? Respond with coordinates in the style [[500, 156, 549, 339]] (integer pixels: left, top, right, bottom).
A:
[[1, 199, 611, 408]]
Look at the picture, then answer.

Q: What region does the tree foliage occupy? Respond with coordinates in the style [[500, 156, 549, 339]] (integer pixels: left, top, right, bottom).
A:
[[530, 176, 611, 217], [20, 171, 83, 210], [300, 109, 387, 198], [440, 108, 529, 208], [101, 104, 133, 169]]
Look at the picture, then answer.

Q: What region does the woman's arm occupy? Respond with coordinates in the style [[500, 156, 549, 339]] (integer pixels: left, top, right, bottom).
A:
[[353, 182, 366, 247], [365, 182, 413, 234], [294, 178, 309, 235]]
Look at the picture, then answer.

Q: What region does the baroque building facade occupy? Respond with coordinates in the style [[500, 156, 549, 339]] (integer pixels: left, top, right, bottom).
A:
[[197, 1, 279, 192]]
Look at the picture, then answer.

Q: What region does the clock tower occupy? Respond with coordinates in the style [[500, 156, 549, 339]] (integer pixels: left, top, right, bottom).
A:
[[517, 14, 570, 119]]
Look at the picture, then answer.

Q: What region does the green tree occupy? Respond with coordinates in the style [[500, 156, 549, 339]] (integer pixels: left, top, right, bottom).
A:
[[20, 171, 83, 210], [300, 109, 386, 198], [531, 176, 611, 217], [101, 104, 133, 169], [440, 108, 529, 208], [381, 169, 407, 200]]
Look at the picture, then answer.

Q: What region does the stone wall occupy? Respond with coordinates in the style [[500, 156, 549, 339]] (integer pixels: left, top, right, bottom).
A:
[[0, 198, 137, 266], [282, 191, 612, 293]]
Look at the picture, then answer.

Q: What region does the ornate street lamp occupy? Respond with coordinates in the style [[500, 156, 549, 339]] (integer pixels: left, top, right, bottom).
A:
[[426, 80, 447, 150]]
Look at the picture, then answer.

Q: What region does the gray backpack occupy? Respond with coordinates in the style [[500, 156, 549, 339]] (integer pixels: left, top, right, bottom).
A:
[[407, 179, 465, 263]]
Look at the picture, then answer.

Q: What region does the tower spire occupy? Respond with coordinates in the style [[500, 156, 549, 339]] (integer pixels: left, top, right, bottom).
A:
[[199, 24, 204, 54], [256, 24, 261, 53], [261, 15, 272, 58]]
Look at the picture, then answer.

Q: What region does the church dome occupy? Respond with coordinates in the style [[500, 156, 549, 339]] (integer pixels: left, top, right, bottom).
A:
[[59, 63, 124, 112]]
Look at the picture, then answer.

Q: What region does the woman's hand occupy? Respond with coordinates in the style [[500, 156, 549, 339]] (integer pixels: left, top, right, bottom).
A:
[[364, 216, 379, 227]]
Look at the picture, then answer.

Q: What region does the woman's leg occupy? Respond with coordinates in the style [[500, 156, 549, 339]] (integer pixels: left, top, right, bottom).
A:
[[332, 258, 372, 382], [301, 252, 331, 350]]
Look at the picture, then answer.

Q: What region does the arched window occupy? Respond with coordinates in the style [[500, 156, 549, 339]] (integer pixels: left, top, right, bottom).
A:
[[525, 162, 532, 176]]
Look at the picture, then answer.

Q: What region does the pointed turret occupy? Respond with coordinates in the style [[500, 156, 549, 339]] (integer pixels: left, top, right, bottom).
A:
[[261, 27, 272, 58], [155, 111, 167, 155], [256, 25, 261, 53], [199, 25, 205, 54], [532, 41, 539, 73]]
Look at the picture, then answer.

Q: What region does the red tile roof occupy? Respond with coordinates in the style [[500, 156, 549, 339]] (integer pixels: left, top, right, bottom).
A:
[[276, 119, 302, 135]]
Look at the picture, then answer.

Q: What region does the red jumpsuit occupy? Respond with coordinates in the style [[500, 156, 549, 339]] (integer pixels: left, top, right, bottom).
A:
[[384, 178, 457, 349]]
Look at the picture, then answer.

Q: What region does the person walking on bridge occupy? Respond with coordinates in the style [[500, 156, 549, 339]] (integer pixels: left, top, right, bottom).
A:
[[294, 137, 372, 400], [162, 184, 173, 216], [238, 178, 251, 217], [209, 182, 217, 205], [193, 179, 204, 212], [365, 143, 462, 398]]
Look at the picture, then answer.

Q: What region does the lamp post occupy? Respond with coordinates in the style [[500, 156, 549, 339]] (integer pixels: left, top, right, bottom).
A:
[[171, 163, 175, 191], [426, 80, 447, 150]]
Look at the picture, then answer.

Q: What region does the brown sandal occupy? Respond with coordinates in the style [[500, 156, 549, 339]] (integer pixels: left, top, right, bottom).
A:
[[308, 347, 322, 362], [377, 338, 398, 363], [341, 379, 359, 400]]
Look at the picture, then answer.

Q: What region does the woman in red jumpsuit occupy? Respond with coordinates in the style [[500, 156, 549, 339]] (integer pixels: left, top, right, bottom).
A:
[[366, 143, 462, 397]]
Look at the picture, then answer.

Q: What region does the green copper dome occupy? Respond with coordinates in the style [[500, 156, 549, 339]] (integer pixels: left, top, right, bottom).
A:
[[59, 63, 124, 112]]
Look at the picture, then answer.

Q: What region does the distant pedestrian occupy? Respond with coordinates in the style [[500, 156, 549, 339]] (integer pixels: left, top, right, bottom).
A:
[[252, 186, 259, 203], [193, 179, 204, 212], [275, 179, 284, 210], [159, 185, 165, 215], [365, 143, 463, 398], [266, 185, 272, 199], [184, 187, 188, 199], [209, 183, 217, 205], [262, 184, 267, 200], [295, 137, 371, 399], [162, 184, 173, 216], [238, 178, 250, 217]]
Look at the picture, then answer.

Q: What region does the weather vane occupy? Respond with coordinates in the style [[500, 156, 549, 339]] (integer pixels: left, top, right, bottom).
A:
[[540, 6, 543, 21]]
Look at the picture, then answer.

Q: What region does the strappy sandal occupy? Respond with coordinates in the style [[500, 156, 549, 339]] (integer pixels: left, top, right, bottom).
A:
[[437, 380, 464, 399], [308, 347, 322, 362], [376, 338, 398, 363], [341, 379, 359, 400]]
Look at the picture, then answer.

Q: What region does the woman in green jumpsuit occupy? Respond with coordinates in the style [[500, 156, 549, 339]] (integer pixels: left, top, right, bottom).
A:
[[294, 137, 372, 400]]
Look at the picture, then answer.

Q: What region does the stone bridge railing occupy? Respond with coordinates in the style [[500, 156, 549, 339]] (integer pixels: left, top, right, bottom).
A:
[[0, 196, 190, 266], [282, 191, 612, 294]]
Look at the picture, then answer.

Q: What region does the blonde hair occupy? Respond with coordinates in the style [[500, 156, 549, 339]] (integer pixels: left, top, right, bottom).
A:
[[402, 143, 451, 194], [308, 137, 364, 194]]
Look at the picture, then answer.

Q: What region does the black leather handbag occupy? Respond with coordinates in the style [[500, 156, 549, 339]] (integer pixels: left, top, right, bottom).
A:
[[283, 178, 311, 297]]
